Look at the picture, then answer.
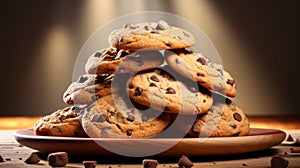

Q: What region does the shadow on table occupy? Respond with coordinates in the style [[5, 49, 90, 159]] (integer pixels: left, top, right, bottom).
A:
[[36, 148, 279, 164]]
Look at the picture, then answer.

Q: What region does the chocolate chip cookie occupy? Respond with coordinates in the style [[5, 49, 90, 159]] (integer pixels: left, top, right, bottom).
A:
[[108, 20, 195, 50], [34, 106, 86, 137], [188, 95, 250, 137], [165, 49, 237, 97], [127, 68, 213, 114], [63, 74, 114, 105], [81, 95, 171, 138], [85, 47, 165, 74]]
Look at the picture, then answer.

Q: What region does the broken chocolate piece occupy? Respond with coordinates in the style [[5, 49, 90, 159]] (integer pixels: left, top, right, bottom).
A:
[[143, 159, 158, 168], [196, 57, 206, 65], [25, 152, 40, 164], [47, 152, 68, 167], [226, 79, 235, 86], [178, 155, 193, 168], [270, 155, 289, 168], [83, 161, 97, 168]]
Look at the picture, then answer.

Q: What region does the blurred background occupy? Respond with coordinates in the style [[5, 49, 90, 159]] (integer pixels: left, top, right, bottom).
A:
[[1, 0, 299, 117]]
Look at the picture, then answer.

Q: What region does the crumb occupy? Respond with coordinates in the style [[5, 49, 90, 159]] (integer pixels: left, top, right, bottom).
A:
[[242, 163, 247, 166]]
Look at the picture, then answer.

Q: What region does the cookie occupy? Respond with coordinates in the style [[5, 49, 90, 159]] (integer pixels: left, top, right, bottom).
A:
[[34, 106, 86, 137], [108, 20, 195, 50], [63, 74, 114, 105], [127, 68, 213, 115], [85, 47, 165, 74], [164, 49, 237, 97], [81, 95, 171, 138], [188, 96, 250, 137]]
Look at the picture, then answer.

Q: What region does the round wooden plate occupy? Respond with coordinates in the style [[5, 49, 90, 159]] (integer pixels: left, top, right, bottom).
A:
[[15, 128, 286, 157]]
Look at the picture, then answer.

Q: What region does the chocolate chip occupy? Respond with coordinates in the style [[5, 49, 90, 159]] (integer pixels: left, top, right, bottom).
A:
[[78, 76, 88, 83], [156, 23, 166, 30], [134, 87, 143, 96], [166, 87, 176, 94], [166, 43, 171, 47], [233, 112, 242, 122], [126, 130, 133, 136], [177, 36, 183, 40], [92, 113, 107, 123], [47, 152, 68, 167], [196, 72, 205, 77], [227, 79, 235, 86], [128, 83, 134, 89], [0, 155, 4, 162], [25, 152, 40, 164], [83, 161, 97, 168], [150, 75, 160, 82], [143, 159, 158, 168], [126, 115, 135, 122], [270, 155, 289, 168], [93, 52, 102, 57], [178, 155, 193, 168], [144, 25, 151, 31], [196, 57, 207, 65], [149, 83, 157, 87], [229, 122, 237, 129]]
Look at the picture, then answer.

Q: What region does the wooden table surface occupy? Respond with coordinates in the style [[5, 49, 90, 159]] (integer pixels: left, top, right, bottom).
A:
[[0, 117, 300, 168]]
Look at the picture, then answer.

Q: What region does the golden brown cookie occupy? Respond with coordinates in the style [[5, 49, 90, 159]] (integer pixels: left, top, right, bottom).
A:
[[81, 95, 171, 138], [85, 47, 165, 74], [188, 96, 250, 137], [127, 68, 213, 115], [34, 106, 86, 137], [165, 49, 237, 97], [108, 20, 195, 50]]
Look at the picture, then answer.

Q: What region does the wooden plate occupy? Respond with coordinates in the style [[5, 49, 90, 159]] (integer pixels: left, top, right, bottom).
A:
[[15, 128, 286, 157]]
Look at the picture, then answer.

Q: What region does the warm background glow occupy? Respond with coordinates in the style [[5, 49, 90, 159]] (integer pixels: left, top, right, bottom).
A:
[[1, 0, 299, 117]]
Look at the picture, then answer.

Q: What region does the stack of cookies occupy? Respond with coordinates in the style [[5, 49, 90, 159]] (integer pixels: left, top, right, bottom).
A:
[[34, 20, 250, 138]]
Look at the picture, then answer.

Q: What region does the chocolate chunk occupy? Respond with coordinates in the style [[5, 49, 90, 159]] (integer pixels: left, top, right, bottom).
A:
[[196, 72, 205, 77], [286, 134, 294, 142], [78, 76, 88, 83], [270, 155, 289, 168], [178, 155, 193, 168], [143, 159, 158, 168], [226, 79, 235, 86], [166, 87, 176, 94], [47, 152, 68, 167], [126, 130, 133, 136], [0, 155, 4, 162], [92, 113, 107, 123], [126, 115, 135, 122], [150, 75, 160, 82], [233, 112, 242, 122], [196, 57, 206, 65], [25, 152, 40, 164], [93, 51, 102, 57], [149, 83, 157, 87], [83, 161, 97, 168], [134, 87, 143, 96]]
